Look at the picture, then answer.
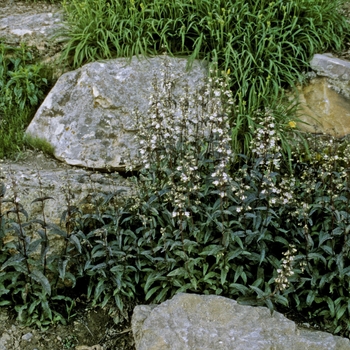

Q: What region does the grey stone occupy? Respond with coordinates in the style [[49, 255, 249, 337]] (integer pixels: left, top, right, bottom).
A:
[[26, 56, 208, 171], [132, 293, 350, 350], [310, 54, 350, 80], [21, 333, 33, 342], [0, 332, 10, 350]]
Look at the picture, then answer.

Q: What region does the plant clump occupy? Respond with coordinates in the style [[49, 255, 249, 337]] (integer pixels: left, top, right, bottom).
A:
[[2, 60, 350, 338], [0, 43, 52, 158]]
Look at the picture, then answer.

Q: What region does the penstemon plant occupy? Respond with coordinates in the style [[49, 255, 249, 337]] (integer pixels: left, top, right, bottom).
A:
[[2, 57, 350, 337]]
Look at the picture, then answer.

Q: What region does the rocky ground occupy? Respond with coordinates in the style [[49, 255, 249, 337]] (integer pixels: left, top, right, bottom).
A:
[[1, 0, 350, 349], [0, 0, 60, 19], [0, 301, 135, 350]]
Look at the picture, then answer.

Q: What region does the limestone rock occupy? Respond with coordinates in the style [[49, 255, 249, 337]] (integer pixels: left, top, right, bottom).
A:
[[296, 54, 350, 137], [310, 53, 350, 80], [26, 56, 208, 171], [296, 77, 350, 136], [132, 293, 350, 350]]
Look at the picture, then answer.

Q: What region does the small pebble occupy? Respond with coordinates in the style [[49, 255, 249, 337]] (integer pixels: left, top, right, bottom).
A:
[[21, 332, 33, 341]]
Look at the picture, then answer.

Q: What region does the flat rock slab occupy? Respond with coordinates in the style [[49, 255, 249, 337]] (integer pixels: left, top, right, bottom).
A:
[[26, 56, 208, 171], [132, 293, 350, 350], [311, 54, 350, 80], [0, 11, 63, 47]]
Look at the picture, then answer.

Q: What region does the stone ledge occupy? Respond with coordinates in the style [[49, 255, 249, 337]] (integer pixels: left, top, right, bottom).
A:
[[310, 54, 350, 80]]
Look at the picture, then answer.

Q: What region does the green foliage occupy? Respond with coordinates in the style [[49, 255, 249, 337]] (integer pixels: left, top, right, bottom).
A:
[[70, 70, 350, 336], [24, 134, 55, 156], [60, 0, 350, 155], [2, 62, 350, 338], [0, 172, 77, 328], [0, 43, 51, 158], [62, 335, 78, 349]]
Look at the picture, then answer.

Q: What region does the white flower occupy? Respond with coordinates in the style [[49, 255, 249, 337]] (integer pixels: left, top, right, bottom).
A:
[[181, 174, 188, 181]]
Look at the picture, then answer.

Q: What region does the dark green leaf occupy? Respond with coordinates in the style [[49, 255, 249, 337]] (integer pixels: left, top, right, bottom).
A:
[[29, 270, 51, 296]]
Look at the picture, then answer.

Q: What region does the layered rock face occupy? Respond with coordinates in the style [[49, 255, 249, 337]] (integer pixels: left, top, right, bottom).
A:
[[26, 56, 208, 171], [132, 293, 350, 350]]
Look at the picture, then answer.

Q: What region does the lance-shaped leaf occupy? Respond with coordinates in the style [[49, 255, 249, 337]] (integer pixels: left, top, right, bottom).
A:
[[6, 207, 29, 221], [47, 223, 68, 238], [69, 234, 82, 253], [1, 254, 25, 271], [31, 197, 54, 204], [29, 270, 51, 296]]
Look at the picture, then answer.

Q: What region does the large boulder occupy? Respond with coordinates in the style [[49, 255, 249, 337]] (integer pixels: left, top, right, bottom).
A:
[[132, 293, 350, 350], [296, 54, 350, 137], [25, 56, 209, 171]]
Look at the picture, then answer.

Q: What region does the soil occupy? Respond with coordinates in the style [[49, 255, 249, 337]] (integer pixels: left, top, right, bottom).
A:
[[1, 1, 350, 349], [0, 303, 135, 350]]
